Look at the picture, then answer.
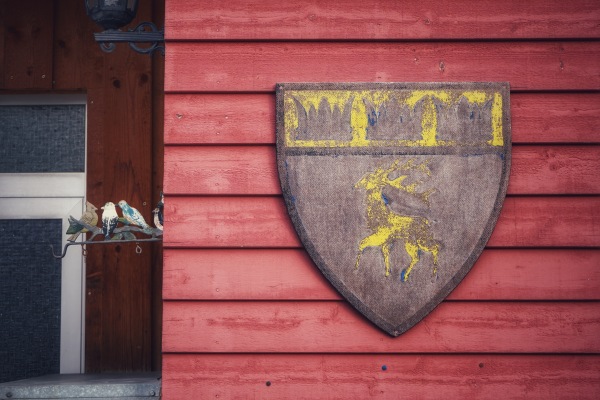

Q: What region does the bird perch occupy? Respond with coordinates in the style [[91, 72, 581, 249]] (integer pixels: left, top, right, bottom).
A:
[[51, 211, 163, 259]]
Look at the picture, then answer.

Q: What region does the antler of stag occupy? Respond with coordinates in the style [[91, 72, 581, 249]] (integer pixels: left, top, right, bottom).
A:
[[386, 159, 435, 206]]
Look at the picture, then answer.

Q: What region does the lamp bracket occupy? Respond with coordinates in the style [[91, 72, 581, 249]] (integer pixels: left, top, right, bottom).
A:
[[94, 22, 164, 55]]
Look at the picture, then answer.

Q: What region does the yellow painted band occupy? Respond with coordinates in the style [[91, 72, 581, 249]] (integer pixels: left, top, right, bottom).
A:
[[284, 90, 504, 148]]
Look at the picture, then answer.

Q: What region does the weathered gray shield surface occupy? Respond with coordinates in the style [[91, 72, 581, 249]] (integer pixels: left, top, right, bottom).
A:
[[276, 82, 511, 336]]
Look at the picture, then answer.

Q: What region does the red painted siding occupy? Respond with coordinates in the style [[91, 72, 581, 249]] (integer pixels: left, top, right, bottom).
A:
[[166, 42, 600, 92], [165, 0, 600, 40], [163, 249, 600, 301], [163, 1, 600, 398], [163, 354, 600, 399], [165, 196, 600, 248], [165, 93, 600, 144], [164, 145, 600, 195]]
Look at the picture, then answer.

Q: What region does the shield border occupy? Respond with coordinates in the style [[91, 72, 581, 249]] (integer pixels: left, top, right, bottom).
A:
[[276, 82, 511, 336]]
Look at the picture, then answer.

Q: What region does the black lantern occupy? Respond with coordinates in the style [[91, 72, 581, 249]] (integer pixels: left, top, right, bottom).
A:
[[85, 0, 139, 30], [84, 0, 164, 55]]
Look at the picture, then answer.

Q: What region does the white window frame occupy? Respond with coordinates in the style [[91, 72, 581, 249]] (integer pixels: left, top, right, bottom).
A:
[[0, 94, 87, 374]]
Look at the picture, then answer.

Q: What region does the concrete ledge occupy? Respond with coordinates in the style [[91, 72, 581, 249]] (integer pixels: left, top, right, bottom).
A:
[[0, 373, 161, 399]]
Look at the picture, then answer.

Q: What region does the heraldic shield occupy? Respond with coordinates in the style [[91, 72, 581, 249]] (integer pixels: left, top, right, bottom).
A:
[[276, 82, 511, 336]]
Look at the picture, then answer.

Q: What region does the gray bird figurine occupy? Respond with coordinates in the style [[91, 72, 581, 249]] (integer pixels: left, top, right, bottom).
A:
[[66, 201, 98, 241], [117, 200, 150, 229], [152, 207, 163, 231], [101, 201, 119, 239], [157, 191, 164, 210], [156, 192, 164, 226]]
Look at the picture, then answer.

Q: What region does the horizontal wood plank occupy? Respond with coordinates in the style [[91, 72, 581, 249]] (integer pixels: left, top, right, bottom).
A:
[[165, 42, 600, 92], [164, 145, 600, 195], [163, 249, 331, 300], [165, 93, 600, 145], [450, 249, 600, 300], [163, 249, 600, 301], [488, 196, 600, 247], [162, 301, 600, 353], [509, 146, 600, 194], [511, 93, 600, 144], [165, 94, 274, 144], [162, 354, 600, 400], [164, 196, 301, 248], [164, 196, 600, 248], [165, 0, 600, 41], [164, 146, 278, 195]]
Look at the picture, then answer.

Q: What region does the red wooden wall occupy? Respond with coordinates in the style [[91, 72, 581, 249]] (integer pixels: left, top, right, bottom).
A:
[[162, 1, 600, 398]]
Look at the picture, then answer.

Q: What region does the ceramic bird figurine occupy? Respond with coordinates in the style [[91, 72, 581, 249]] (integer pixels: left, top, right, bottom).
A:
[[117, 200, 150, 229], [156, 192, 164, 227], [66, 201, 98, 241], [152, 207, 163, 231], [157, 191, 164, 209], [101, 201, 119, 239]]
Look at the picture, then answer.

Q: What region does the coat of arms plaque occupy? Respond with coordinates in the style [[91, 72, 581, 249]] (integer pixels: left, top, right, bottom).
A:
[[276, 82, 511, 336]]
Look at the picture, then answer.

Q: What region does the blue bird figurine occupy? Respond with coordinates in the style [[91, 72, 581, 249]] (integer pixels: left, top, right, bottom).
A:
[[117, 200, 150, 229]]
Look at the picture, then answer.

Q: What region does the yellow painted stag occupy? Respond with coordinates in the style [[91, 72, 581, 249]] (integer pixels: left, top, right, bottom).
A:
[[354, 159, 440, 281]]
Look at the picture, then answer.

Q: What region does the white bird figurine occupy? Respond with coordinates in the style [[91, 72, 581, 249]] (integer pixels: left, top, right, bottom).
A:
[[117, 200, 150, 229], [66, 201, 98, 241], [101, 201, 119, 239]]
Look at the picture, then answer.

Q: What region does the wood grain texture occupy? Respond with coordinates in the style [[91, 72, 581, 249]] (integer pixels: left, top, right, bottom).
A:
[[164, 196, 301, 248], [160, 0, 600, 396], [163, 249, 600, 301], [165, 0, 600, 40], [488, 196, 600, 248], [164, 196, 600, 248], [0, 1, 53, 89], [52, 0, 156, 373], [151, 0, 166, 372], [162, 354, 600, 400], [165, 42, 600, 92], [164, 93, 600, 145], [0, 0, 156, 374], [165, 94, 274, 144], [0, 6, 4, 83], [164, 146, 278, 195], [511, 93, 600, 144], [164, 145, 600, 195], [162, 301, 600, 353], [509, 146, 600, 194]]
